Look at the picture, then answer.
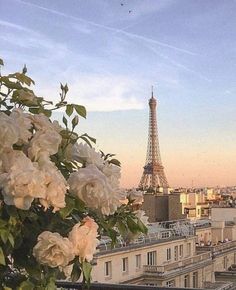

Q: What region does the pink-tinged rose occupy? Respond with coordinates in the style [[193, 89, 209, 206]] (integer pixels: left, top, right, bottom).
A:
[[69, 217, 99, 262]]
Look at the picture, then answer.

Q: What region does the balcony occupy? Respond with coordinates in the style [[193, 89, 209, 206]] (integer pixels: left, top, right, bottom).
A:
[[143, 252, 212, 275], [196, 240, 236, 257]]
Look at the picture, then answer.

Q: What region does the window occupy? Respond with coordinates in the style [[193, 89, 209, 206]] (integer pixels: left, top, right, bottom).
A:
[[166, 280, 175, 287], [193, 272, 198, 288], [122, 257, 128, 273], [104, 261, 112, 278], [184, 275, 190, 288], [187, 243, 191, 257], [174, 246, 178, 261], [161, 231, 170, 238], [135, 254, 141, 269], [179, 244, 183, 258], [224, 256, 227, 269], [147, 251, 156, 265], [167, 248, 171, 261]]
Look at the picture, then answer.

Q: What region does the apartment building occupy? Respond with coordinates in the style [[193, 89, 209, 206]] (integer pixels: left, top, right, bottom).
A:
[[92, 219, 236, 289]]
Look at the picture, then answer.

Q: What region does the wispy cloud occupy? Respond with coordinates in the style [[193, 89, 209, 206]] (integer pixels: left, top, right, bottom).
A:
[[16, 0, 197, 56], [0, 18, 70, 63], [35, 74, 145, 112], [0, 19, 32, 32], [146, 45, 211, 82]]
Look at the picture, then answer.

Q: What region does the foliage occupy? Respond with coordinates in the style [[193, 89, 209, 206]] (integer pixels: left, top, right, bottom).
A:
[[0, 58, 147, 289]]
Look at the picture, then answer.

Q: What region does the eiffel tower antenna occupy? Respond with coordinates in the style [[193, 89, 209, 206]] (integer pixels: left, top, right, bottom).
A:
[[139, 87, 169, 192]]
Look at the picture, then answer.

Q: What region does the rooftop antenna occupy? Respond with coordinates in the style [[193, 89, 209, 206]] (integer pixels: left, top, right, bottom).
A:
[[151, 85, 154, 98]]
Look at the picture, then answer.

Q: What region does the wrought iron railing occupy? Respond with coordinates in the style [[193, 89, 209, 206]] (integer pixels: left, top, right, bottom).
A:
[[56, 281, 205, 290]]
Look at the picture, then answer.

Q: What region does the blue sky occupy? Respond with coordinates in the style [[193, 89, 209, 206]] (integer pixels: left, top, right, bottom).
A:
[[1, 0, 236, 187]]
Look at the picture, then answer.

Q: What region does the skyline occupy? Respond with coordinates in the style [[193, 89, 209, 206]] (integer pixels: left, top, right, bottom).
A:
[[1, 0, 236, 188]]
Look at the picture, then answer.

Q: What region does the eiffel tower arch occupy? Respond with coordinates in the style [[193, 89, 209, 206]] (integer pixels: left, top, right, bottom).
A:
[[139, 89, 169, 193]]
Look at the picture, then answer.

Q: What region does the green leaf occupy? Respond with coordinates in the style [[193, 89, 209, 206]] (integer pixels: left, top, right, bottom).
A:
[[107, 228, 118, 246], [11, 73, 35, 86], [0, 229, 8, 243], [74, 197, 86, 212], [127, 217, 140, 234], [74, 104, 86, 118], [29, 107, 40, 114], [117, 220, 127, 236], [0, 58, 4, 66], [0, 219, 7, 228], [137, 219, 148, 234], [71, 261, 82, 282], [80, 133, 96, 144], [66, 104, 73, 117], [109, 158, 121, 167], [45, 277, 56, 290], [18, 280, 35, 290], [64, 83, 69, 94], [82, 261, 92, 282], [42, 109, 52, 117], [79, 136, 92, 148], [59, 195, 75, 219], [72, 115, 79, 129], [0, 77, 23, 89], [8, 233, 14, 247], [62, 116, 68, 127], [0, 246, 6, 265]]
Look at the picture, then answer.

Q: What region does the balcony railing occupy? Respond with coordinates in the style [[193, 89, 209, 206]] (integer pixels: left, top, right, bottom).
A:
[[143, 252, 212, 274], [196, 240, 236, 256], [56, 281, 206, 290]]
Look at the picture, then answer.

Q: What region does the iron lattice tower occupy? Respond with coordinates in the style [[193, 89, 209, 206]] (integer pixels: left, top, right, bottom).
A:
[[139, 89, 169, 192]]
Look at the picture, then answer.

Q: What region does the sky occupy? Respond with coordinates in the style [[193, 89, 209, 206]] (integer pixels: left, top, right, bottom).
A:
[[1, 0, 236, 188]]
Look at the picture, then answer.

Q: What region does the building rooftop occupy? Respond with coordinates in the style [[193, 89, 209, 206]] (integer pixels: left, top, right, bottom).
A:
[[97, 220, 195, 254]]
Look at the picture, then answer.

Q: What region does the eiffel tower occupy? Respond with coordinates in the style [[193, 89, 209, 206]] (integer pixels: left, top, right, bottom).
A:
[[139, 88, 169, 192]]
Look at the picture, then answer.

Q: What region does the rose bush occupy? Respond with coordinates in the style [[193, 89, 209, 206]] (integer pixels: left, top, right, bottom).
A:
[[0, 59, 147, 289]]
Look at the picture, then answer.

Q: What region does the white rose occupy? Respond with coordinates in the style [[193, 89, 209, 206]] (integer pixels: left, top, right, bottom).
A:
[[0, 149, 46, 210], [28, 129, 62, 160], [0, 112, 19, 149], [38, 156, 67, 212], [33, 231, 75, 268], [10, 108, 32, 144], [69, 217, 99, 262], [128, 189, 144, 205], [68, 164, 123, 215], [29, 113, 61, 132], [70, 143, 104, 168], [101, 162, 121, 187]]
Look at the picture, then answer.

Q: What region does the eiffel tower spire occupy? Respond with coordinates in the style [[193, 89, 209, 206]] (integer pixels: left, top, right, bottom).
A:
[[139, 88, 169, 192]]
